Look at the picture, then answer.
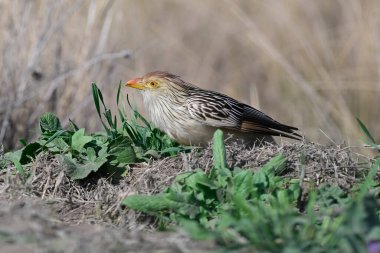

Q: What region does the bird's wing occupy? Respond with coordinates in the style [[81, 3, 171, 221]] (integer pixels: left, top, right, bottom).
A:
[[187, 91, 302, 140], [186, 92, 241, 128]]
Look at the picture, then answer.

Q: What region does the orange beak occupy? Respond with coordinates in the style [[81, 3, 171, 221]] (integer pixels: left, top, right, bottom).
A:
[[125, 77, 145, 90]]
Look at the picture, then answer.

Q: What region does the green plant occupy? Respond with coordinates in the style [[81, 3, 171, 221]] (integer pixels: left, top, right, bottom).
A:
[[2, 83, 188, 180], [3, 112, 133, 180], [123, 129, 380, 252], [92, 83, 192, 158], [357, 118, 380, 156]]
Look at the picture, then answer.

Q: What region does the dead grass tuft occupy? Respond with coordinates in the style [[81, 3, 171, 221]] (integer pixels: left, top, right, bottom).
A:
[[0, 141, 372, 227], [0, 141, 374, 251]]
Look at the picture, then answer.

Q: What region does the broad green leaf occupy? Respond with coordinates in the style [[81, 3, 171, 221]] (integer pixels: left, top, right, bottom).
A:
[[61, 146, 108, 179], [68, 158, 105, 179], [107, 136, 136, 164], [71, 128, 93, 152], [185, 171, 219, 190], [261, 154, 287, 176], [232, 170, 254, 199], [179, 219, 214, 240], [19, 142, 42, 164], [212, 130, 231, 188], [107, 136, 132, 153], [4, 151, 25, 176], [144, 149, 160, 159], [124, 194, 200, 218], [212, 129, 227, 171], [10, 157, 25, 176], [58, 155, 78, 177], [252, 169, 268, 188], [232, 194, 253, 215], [114, 148, 136, 164], [39, 112, 62, 132], [175, 171, 196, 182], [86, 147, 97, 160], [276, 189, 291, 207], [166, 186, 196, 204], [45, 137, 70, 152], [122, 194, 184, 212], [217, 213, 237, 231], [4, 150, 22, 162], [19, 139, 27, 146], [160, 147, 182, 154]]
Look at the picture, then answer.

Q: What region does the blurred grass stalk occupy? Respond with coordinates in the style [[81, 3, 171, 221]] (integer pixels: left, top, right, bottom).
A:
[[0, 0, 379, 149], [0, 0, 130, 149]]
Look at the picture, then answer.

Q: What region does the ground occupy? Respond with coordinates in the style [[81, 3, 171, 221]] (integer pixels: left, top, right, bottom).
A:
[[0, 141, 373, 252]]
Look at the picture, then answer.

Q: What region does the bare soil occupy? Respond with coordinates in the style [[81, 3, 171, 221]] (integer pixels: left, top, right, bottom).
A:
[[0, 141, 373, 252]]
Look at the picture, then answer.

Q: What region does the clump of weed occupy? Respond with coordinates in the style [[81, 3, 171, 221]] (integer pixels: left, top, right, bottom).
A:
[[1, 83, 189, 180], [123, 129, 380, 252]]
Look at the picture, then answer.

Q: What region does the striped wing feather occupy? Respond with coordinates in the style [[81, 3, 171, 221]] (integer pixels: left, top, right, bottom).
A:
[[187, 93, 239, 128], [187, 91, 301, 140]]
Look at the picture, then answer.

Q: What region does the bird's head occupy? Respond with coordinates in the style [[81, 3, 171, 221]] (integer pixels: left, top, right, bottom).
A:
[[125, 76, 162, 92], [125, 71, 197, 96], [125, 71, 181, 93]]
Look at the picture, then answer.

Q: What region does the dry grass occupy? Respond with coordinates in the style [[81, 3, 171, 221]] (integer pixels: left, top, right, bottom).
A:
[[0, 141, 372, 226], [1, 0, 380, 149], [0, 140, 373, 251]]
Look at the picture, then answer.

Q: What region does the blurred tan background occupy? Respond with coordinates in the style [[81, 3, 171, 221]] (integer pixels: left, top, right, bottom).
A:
[[1, 0, 379, 150]]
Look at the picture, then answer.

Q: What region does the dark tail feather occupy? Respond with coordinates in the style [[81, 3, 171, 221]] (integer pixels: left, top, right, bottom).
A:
[[240, 121, 303, 141]]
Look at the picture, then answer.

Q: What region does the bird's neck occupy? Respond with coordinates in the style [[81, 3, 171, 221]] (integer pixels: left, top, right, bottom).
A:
[[141, 91, 187, 139], [142, 92, 174, 123]]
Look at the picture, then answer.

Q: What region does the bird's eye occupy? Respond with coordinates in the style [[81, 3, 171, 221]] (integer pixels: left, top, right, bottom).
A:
[[149, 81, 158, 87]]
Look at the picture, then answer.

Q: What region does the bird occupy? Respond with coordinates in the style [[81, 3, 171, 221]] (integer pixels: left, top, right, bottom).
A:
[[125, 71, 301, 147]]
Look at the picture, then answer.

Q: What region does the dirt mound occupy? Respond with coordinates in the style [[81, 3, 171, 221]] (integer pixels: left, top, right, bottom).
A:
[[0, 141, 373, 251], [0, 200, 215, 253]]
